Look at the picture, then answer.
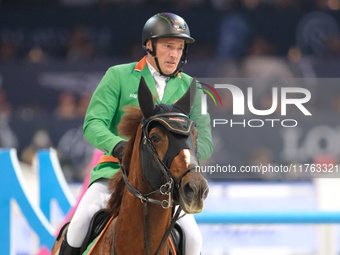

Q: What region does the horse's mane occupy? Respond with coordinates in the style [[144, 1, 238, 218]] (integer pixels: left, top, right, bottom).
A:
[[106, 106, 143, 217]]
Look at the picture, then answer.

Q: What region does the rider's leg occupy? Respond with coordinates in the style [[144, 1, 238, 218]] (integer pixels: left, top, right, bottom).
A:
[[177, 213, 202, 255], [59, 180, 110, 254]]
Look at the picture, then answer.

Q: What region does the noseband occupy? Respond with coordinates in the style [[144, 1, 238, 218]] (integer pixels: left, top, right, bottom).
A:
[[119, 112, 198, 255]]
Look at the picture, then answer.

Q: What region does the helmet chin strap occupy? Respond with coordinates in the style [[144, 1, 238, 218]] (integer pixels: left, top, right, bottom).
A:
[[143, 40, 188, 79]]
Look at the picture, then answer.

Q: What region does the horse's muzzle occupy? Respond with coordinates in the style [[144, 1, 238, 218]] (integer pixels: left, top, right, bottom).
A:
[[180, 175, 209, 214]]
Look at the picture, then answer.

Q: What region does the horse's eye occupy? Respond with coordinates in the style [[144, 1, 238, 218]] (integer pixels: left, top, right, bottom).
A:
[[150, 133, 162, 144]]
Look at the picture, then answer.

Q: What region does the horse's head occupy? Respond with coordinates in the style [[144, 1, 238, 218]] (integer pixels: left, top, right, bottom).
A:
[[138, 77, 209, 214]]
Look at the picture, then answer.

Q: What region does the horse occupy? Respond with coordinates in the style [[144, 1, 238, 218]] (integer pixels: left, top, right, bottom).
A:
[[52, 76, 209, 255]]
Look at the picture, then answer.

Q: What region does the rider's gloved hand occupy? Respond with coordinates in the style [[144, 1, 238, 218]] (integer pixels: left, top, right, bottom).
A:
[[112, 140, 128, 162]]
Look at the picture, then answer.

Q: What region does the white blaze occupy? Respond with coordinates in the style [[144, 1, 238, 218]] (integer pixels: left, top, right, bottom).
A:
[[183, 149, 192, 168]]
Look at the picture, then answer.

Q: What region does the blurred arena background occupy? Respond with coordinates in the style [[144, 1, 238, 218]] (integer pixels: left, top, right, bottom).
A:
[[1, 0, 340, 254]]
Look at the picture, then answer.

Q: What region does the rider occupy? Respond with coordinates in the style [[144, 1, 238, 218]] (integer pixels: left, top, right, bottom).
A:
[[59, 12, 213, 255]]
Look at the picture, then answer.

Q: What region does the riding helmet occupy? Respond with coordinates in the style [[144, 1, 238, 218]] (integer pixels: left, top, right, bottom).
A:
[[142, 13, 195, 46]]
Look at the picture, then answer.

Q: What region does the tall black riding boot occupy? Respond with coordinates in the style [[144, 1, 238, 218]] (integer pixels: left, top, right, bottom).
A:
[[59, 234, 81, 255]]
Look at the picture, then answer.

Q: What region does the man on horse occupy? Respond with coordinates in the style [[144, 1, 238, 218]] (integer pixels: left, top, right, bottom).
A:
[[59, 12, 213, 255]]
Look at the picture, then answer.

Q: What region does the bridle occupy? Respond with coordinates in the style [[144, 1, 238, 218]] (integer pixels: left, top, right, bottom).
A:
[[118, 112, 198, 255]]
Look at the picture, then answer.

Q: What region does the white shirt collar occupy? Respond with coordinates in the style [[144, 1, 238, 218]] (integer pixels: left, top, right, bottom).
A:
[[146, 58, 169, 101], [146, 59, 161, 76]]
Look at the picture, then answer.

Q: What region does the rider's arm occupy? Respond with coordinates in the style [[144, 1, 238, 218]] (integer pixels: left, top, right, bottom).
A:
[[83, 66, 125, 156], [189, 81, 214, 162]]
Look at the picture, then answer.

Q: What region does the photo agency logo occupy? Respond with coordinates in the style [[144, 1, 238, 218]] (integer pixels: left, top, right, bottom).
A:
[[198, 82, 223, 114], [199, 80, 312, 128]]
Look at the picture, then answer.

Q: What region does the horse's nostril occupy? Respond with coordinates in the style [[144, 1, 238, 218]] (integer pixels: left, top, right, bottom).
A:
[[184, 183, 194, 198], [203, 186, 209, 200]]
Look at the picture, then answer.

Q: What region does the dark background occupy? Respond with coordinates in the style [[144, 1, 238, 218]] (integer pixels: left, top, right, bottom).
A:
[[1, 0, 340, 181]]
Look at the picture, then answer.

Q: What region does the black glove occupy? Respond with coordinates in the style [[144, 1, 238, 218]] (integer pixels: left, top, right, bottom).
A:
[[112, 140, 127, 162]]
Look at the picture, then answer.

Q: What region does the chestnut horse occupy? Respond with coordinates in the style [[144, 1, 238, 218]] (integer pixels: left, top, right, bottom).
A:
[[52, 77, 209, 255]]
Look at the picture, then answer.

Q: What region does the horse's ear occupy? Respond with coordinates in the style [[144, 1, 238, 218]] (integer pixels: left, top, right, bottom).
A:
[[138, 76, 155, 119], [174, 78, 197, 116]]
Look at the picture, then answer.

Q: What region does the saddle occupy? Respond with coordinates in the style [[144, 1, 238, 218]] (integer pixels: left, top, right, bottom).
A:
[[169, 222, 186, 255], [80, 209, 111, 254], [80, 209, 186, 255]]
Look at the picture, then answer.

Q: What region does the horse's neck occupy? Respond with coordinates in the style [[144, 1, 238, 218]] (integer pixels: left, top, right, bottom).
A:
[[115, 163, 172, 255]]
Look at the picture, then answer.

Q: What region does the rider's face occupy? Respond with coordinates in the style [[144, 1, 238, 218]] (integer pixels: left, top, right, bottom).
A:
[[146, 38, 185, 75]]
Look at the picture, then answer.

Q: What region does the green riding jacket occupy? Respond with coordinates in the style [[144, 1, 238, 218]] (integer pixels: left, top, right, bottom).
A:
[[83, 56, 213, 185]]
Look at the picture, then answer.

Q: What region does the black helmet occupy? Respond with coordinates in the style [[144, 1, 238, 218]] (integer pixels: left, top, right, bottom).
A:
[[142, 13, 195, 46]]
